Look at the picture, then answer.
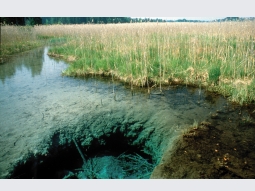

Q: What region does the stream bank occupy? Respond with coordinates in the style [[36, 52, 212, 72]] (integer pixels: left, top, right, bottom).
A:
[[1, 47, 254, 179], [151, 103, 255, 178]]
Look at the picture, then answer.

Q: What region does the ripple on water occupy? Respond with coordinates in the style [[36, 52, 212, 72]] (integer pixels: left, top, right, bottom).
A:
[[1, 47, 253, 179]]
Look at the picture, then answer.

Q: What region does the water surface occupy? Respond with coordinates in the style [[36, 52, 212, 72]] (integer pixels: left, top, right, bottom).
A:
[[0, 47, 230, 178]]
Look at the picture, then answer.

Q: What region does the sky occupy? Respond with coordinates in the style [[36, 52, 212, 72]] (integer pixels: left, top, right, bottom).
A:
[[1, 1, 254, 17], [134, 17, 226, 21]]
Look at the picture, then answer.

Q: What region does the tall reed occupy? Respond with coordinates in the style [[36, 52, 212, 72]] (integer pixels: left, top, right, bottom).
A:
[[1, 25, 42, 58], [2, 22, 255, 104]]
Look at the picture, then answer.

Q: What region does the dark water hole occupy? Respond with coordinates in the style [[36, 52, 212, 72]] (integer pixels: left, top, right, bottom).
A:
[[10, 128, 154, 179]]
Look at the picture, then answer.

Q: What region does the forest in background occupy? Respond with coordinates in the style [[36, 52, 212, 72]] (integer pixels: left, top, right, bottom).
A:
[[1, 17, 254, 26]]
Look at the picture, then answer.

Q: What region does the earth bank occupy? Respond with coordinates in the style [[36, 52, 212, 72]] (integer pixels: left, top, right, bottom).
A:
[[151, 103, 255, 178]]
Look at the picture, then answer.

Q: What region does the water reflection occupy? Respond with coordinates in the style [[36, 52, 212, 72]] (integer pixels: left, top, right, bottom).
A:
[[0, 48, 44, 84], [0, 46, 234, 179]]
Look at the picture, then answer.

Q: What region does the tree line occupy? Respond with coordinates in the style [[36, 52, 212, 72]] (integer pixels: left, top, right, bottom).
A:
[[42, 17, 132, 24], [41, 17, 169, 24], [1, 17, 254, 26], [0, 17, 168, 25], [0, 17, 42, 25]]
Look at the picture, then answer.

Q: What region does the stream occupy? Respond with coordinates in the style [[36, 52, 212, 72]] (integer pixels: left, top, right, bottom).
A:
[[0, 47, 254, 179]]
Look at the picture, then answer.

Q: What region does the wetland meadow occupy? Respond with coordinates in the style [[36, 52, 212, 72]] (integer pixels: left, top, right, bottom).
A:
[[0, 21, 255, 179]]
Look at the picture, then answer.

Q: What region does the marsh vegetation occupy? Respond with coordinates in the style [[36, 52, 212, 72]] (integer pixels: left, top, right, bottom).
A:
[[43, 22, 255, 104], [1, 21, 255, 179], [1, 22, 255, 104]]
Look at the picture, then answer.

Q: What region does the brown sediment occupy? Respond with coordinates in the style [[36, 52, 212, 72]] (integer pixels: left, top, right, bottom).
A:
[[47, 52, 76, 62], [47, 52, 65, 59], [151, 104, 255, 179]]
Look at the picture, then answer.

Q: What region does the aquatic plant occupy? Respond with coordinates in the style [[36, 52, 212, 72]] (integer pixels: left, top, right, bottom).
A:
[[72, 136, 154, 179], [76, 153, 155, 179], [240, 115, 255, 126], [192, 119, 199, 129]]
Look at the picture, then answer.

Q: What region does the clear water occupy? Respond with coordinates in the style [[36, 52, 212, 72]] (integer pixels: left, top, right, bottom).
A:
[[0, 47, 229, 178]]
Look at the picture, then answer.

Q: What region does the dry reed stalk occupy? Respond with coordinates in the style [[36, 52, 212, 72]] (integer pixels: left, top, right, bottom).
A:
[[3, 22, 253, 104]]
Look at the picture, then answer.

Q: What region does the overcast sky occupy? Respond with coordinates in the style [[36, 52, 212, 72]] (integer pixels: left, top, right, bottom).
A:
[[1, 1, 253, 18], [134, 17, 226, 21]]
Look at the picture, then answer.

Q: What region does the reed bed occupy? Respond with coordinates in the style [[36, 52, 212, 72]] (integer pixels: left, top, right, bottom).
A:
[[0, 25, 42, 58], [46, 22, 255, 104], [0, 25, 67, 62], [1, 22, 255, 104]]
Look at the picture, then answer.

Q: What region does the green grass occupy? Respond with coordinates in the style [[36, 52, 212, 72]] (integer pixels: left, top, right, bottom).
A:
[[0, 41, 42, 57], [1, 23, 255, 105], [0, 25, 67, 62], [1, 26, 41, 59], [46, 22, 255, 104]]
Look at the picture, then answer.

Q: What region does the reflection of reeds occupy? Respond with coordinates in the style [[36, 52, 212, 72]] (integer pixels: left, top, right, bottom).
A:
[[2, 22, 255, 104], [44, 22, 255, 104]]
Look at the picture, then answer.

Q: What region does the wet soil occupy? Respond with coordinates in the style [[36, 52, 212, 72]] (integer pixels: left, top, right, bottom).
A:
[[151, 103, 255, 178]]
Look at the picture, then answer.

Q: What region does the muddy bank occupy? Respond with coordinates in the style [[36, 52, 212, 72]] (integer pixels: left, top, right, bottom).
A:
[[151, 103, 255, 178]]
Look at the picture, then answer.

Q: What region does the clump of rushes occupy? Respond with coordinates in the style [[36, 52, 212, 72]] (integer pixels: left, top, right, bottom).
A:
[[43, 22, 254, 105]]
